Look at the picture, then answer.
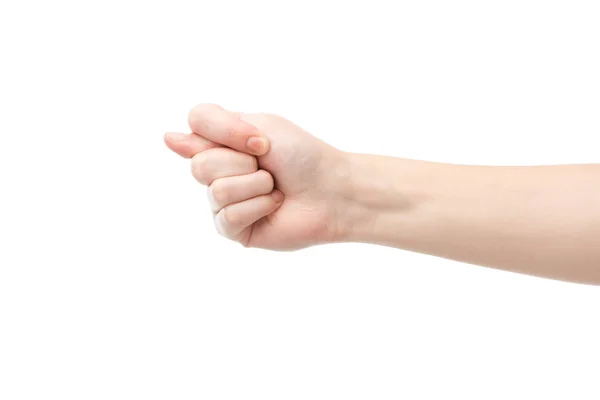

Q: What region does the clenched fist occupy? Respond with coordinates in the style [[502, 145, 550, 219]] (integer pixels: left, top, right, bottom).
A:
[[164, 104, 350, 250]]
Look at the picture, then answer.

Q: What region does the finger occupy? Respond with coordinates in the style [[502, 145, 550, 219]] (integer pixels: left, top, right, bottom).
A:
[[188, 103, 270, 156], [191, 147, 257, 186], [214, 190, 284, 238], [207, 170, 275, 212], [164, 132, 221, 159]]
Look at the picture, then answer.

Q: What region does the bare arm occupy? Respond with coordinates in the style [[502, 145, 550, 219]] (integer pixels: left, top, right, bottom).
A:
[[166, 104, 600, 285], [338, 154, 600, 284]]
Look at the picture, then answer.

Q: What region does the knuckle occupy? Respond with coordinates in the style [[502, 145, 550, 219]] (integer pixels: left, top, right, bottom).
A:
[[225, 118, 243, 140], [190, 154, 211, 184], [209, 180, 228, 206], [221, 207, 242, 228], [188, 103, 220, 121]]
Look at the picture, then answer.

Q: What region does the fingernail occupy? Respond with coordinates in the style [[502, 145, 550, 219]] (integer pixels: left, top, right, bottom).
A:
[[214, 209, 227, 237], [246, 136, 269, 155], [207, 186, 220, 212], [272, 190, 284, 204], [166, 132, 188, 142]]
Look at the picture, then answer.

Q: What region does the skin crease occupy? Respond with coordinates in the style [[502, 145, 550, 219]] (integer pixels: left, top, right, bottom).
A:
[[165, 104, 600, 285]]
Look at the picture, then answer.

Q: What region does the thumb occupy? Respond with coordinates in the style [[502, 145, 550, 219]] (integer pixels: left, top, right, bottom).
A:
[[187, 104, 270, 156]]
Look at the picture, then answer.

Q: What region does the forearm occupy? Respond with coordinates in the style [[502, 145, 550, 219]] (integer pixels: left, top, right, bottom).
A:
[[337, 153, 600, 284]]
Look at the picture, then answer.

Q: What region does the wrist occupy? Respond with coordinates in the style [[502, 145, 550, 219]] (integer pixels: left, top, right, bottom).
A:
[[331, 152, 422, 244]]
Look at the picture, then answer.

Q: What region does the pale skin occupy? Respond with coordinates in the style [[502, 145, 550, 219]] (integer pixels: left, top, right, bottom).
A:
[[164, 104, 600, 285]]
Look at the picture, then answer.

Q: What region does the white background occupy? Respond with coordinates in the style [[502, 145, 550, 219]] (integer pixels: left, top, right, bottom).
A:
[[1, 0, 599, 399]]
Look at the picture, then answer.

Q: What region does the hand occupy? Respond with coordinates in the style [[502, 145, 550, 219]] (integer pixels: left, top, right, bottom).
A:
[[164, 104, 349, 250]]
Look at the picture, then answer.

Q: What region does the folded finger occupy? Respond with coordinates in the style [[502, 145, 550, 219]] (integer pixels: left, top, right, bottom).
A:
[[207, 170, 275, 212], [214, 190, 284, 238], [191, 147, 257, 185]]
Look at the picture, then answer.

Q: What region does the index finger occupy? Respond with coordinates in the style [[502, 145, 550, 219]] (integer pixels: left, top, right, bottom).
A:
[[188, 104, 270, 156]]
